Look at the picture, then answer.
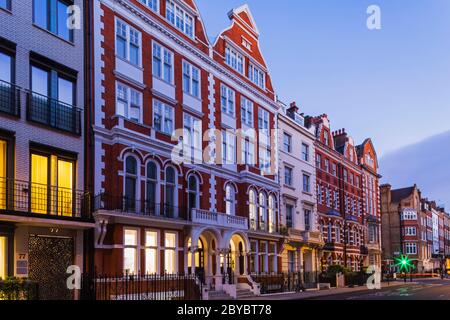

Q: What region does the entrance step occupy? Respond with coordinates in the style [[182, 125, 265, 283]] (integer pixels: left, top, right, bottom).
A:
[[236, 288, 256, 299], [208, 291, 233, 300]]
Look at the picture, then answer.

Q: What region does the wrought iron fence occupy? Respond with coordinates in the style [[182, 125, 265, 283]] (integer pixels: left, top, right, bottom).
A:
[[251, 272, 319, 294], [0, 177, 91, 219], [26, 91, 81, 135], [93, 193, 188, 220], [0, 80, 20, 117], [82, 273, 202, 301]]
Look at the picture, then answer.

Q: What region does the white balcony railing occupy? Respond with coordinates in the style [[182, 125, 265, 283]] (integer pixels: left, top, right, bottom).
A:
[[191, 208, 248, 231]]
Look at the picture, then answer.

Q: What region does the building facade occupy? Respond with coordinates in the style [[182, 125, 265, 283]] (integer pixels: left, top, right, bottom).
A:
[[88, 0, 284, 295], [0, 0, 93, 300], [277, 102, 322, 281]]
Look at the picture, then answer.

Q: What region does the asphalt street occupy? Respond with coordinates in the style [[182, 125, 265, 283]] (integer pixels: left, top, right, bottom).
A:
[[306, 279, 450, 300]]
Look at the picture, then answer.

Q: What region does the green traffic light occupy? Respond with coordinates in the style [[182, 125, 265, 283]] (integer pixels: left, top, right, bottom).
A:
[[394, 255, 414, 272]]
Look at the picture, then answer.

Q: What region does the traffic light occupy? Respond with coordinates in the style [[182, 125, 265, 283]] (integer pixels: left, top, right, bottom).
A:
[[394, 255, 414, 272]]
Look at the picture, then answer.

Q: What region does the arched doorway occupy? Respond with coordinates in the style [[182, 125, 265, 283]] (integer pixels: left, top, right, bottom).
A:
[[188, 238, 205, 281]]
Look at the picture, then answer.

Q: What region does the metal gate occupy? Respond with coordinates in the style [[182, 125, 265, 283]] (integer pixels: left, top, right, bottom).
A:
[[28, 235, 74, 300]]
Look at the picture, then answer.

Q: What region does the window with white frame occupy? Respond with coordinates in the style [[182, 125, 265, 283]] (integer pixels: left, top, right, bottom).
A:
[[402, 210, 418, 221], [220, 84, 235, 116], [283, 133, 292, 153], [139, 0, 158, 12], [304, 209, 311, 231], [405, 243, 417, 255], [153, 100, 174, 134], [166, 0, 194, 38], [183, 113, 202, 163], [152, 42, 173, 83], [248, 63, 265, 89], [222, 130, 236, 165], [182, 61, 200, 98], [258, 108, 270, 146], [116, 82, 142, 122], [225, 45, 244, 74], [405, 226, 417, 236], [284, 166, 293, 186], [241, 96, 253, 127], [124, 229, 138, 275], [369, 224, 377, 243], [301, 143, 309, 162], [326, 188, 331, 207], [259, 146, 271, 174], [164, 232, 177, 274], [241, 137, 255, 166], [225, 184, 236, 216], [335, 225, 341, 243], [116, 19, 141, 66], [303, 174, 310, 193], [249, 189, 257, 230], [334, 190, 339, 210], [145, 231, 158, 274]]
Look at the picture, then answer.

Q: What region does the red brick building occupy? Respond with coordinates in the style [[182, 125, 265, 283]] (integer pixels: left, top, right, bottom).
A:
[[87, 0, 283, 295], [311, 115, 381, 271]]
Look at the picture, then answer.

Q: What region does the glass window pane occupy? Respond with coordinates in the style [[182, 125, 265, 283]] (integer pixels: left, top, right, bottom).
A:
[[124, 248, 137, 274], [57, 0, 71, 41], [34, 0, 48, 29], [58, 77, 74, 105], [124, 229, 137, 245], [57, 160, 73, 216], [146, 248, 157, 274], [165, 232, 176, 248], [146, 231, 157, 247], [126, 157, 137, 174], [0, 140, 6, 209], [31, 154, 48, 214], [32, 66, 49, 96], [0, 53, 11, 83], [0, 236, 7, 280]]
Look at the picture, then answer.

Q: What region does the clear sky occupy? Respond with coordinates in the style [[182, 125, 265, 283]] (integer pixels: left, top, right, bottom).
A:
[[196, 0, 450, 157]]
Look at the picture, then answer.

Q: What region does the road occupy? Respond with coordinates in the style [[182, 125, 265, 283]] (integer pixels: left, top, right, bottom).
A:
[[306, 279, 450, 300]]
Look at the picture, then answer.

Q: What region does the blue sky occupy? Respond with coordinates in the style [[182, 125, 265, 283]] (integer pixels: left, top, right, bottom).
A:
[[196, 0, 450, 157]]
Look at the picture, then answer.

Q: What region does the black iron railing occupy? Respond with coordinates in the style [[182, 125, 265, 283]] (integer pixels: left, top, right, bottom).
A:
[[0, 178, 91, 219], [251, 272, 319, 294], [26, 91, 81, 135], [93, 193, 188, 220], [82, 273, 202, 301], [0, 80, 20, 117]]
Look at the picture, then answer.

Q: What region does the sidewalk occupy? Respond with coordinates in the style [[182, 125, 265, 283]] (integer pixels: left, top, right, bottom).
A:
[[243, 281, 418, 300]]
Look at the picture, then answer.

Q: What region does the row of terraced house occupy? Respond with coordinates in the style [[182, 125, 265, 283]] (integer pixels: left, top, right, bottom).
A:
[[0, 0, 387, 300]]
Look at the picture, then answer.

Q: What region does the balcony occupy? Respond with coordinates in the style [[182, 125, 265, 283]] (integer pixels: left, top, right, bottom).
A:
[[191, 208, 248, 231], [0, 80, 21, 117], [27, 91, 81, 135], [287, 228, 324, 245], [0, 178, 91, 219], [93, 194, 188, 220]]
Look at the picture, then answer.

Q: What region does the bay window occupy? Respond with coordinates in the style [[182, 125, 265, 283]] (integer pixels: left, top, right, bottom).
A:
[[116, 82, 142, 122], [33, 0, 74, 42], [182, 61, 200, 98], [240, 96, 253, 127], [220, 84, 235, 116], [225, 45, 244, 74], [152, 42, 173, 83], [145, 231, 158, 274], [116, 19, 141, 66], [248, 64, 265, 89], [124, 229, 138, 275], [164, 232, 177, 274], [166, 1, 194, 38], [153, 100, 174, 134]]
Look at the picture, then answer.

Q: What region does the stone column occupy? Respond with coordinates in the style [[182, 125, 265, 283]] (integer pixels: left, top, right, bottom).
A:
[[190, 246, 198, 275]]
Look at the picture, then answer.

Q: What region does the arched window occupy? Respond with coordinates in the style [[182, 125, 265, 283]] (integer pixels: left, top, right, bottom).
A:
[[165, 166, 176, 218], [188, 175, 199, 213], [268, 195, 276, 233], [259, 192, 267, 232], [225, 184, 236, 216], [249, 189, 257, 230], [327, 222, 332, 242], [125, 156, 138, 212], [146, 161, 158, 215]]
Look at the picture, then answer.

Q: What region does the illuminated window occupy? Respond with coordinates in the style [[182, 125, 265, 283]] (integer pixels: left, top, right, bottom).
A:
[[145, 231, 158, 274], [30, 152, 74, 216], [124, 229, 138, 275], [164, 232, 177, 274], [0, 236, 7, 280]]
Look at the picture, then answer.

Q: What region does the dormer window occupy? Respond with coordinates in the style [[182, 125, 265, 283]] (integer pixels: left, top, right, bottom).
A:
[[225, 45, 244, 74], [323, 130, 329, 146], [166, 0, 194, 39], [248, 64, 265, 89]]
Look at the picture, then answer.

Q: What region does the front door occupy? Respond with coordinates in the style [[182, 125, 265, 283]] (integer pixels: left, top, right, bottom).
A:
[[28, 235, 74, 300]]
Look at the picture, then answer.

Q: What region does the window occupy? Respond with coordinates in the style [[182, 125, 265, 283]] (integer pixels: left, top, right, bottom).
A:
[[405, 227, 417, 236], [31, 65, 75, 105], [225, 45, 244, 74], [241, 137, 255, 166], [335, 225, 341, 243], [286, 204, 294, 228], [164, 167, 176, 217], [326, 188, 331, 207], [225, 184, 236, 216], [124, 229, 138, 274], [259, 146, 271, 174], [402, 210, 418, 221], [327, 222, 332, 242], [349, 173, 354, 185], [0, 0, 11, 10], [288, 251, 295, 273], [187, 175, 199, 213], [34, 0, 74, 42], [139, 0, 158, 12], [182, 61, 200, 98], [220, 84, 235, 116], [343, 169, 348, 182], [124, 156, 138, 212], [323, 131, 329, 146], [324, 159, 330, 173], [284, 166, 293, 186], [249, 189, 257, 230], [241, 96, 253, 127], [164, 232, 177, 274], [116, 83, 142, 122], [283, 133, 292, 153], [301, 143, 309, 162], [153, 100, 174, 134], [222, 130, 236, 165], [116, 19, 141, 66], [304, 209, 311, 231], [183, 113, 202, 164], [0, 236, 7, 279], [369, 224, 376, 243], [259, 193, 267, 231], [166, 0, 194, 38], [405, 243, 417, 255], [145, 231, 158, 274], [317, 185, 323, 204], [146, 162, 158, 214], [332, 163, 337, 176], [248, 64, 265, 89], [258, 108, 270, 145], [334, 190, 339, 210], [268, 195, 276, 233], [316, 154, 322, 168], [0, 140, 5, 209], [152, 42, 173, 83], [30, 151, 74, 216], [303, 174, 311, 193]]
